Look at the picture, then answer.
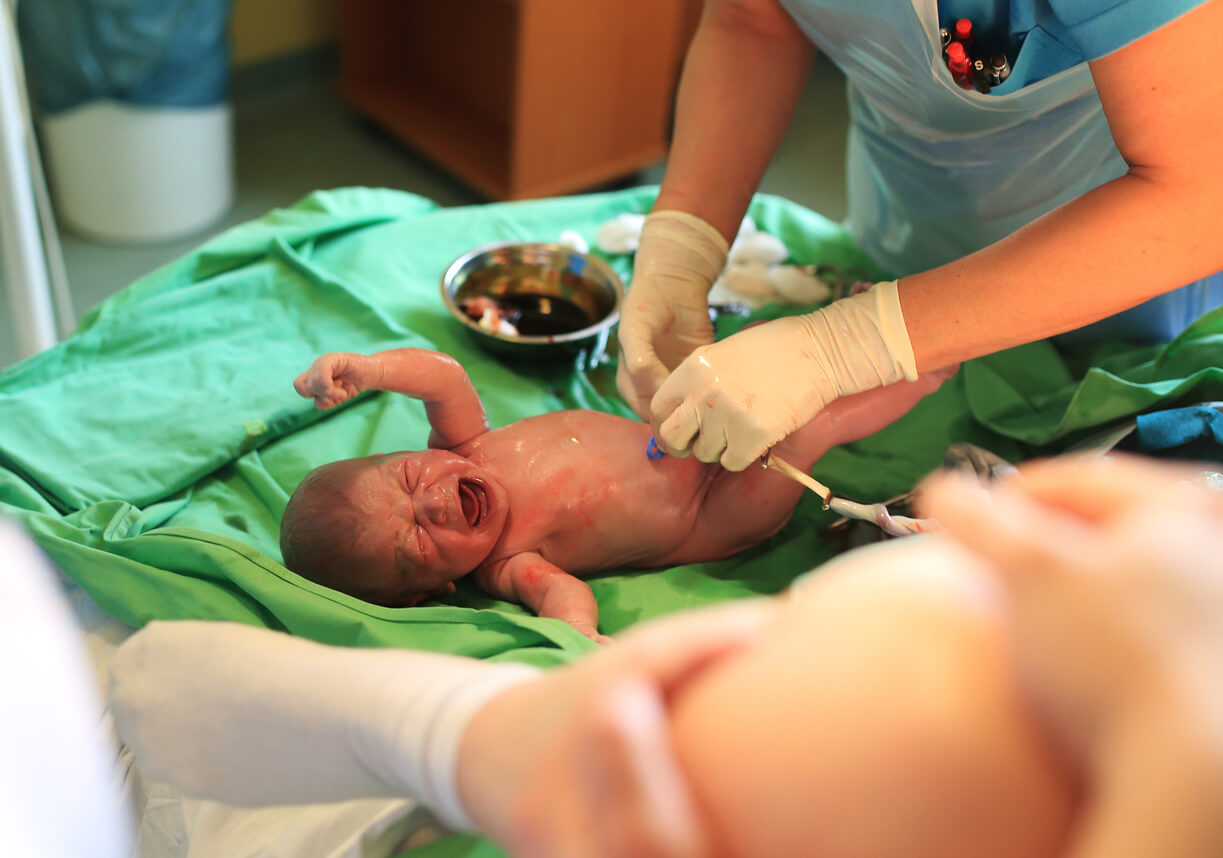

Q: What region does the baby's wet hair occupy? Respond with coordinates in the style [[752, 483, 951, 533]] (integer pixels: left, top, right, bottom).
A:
[[280, 460, 370, 595]]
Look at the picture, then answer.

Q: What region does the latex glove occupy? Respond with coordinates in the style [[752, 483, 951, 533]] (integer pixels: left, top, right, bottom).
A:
[[109, 603, 770, 853], [459, 600, 773, 857], [651, 281, 917, 471], [293, 351, 384, 410], [922, 455, 1223, 762], [616, 211, 729, 419]]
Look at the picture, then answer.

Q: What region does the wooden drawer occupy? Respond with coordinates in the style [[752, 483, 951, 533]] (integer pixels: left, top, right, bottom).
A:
[[338, 0, 695, 200]]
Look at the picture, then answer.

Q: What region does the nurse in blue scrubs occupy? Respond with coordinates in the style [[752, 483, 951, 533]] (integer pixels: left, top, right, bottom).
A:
[[617, 0, 1223, 471]]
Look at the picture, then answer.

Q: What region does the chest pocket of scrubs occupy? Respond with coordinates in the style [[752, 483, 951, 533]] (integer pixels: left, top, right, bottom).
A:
[[989, 25, 1083, 95], [778, 0, 1126, 275]]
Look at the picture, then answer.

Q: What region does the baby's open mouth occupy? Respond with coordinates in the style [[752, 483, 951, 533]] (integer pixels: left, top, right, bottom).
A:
[[458, 479, 488, 529]]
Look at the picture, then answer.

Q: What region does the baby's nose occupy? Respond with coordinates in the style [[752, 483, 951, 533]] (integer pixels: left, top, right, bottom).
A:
[[419, 486, 450, 525]]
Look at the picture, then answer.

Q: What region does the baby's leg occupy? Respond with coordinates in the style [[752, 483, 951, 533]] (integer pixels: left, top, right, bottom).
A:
[[670, 536, 1077, 858], [679, 367, 957, 559], [775, 365, 959, 472]]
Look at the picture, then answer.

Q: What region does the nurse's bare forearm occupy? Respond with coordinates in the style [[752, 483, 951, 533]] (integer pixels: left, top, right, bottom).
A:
[[900, 172, 1223, 371], [372, 349, 489, 448], [654, 0, 815, 243]]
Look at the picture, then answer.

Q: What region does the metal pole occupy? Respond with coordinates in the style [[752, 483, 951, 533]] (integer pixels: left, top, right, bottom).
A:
[[0, 0, 57, 359]]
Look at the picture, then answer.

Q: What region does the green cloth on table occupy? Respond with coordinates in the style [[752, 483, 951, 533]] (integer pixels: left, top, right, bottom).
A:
[[0, 186, 892, 665], [1, 185, 1219, 858], [2, 185, 1220, 666]]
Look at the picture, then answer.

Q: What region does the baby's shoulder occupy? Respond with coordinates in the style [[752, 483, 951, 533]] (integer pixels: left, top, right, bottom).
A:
[[514, 409, 635, 431], [473, 410, 640, 449]]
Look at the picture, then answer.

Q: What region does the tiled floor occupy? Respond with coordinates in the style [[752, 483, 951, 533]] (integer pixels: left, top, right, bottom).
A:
[[0, 51, 849, 370]]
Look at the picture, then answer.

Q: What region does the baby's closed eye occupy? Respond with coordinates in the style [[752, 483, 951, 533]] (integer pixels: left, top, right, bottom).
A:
[[396, 524, 430, 566], [399, 459, 420, 492], [411, 527, 436, 562]]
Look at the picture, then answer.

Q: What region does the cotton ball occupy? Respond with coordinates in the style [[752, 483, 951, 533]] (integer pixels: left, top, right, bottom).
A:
[[478, 308, 520, 337], [728, 232, 788, 267], [770, 265, 831, 305], [723, 262, 777, 301], [710, 274, 771, 311], [595, 213, 646, 254], [556, 230, 589, 254], [708, 275, 758, 309], [726, 216, 757, 260]]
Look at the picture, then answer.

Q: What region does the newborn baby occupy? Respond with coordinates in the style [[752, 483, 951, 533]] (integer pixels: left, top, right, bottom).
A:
[[282, 348, 951, 641]]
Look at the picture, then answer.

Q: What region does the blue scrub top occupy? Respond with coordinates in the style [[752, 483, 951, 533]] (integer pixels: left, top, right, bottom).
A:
[[938, 0, 1211, 93], [781, 0, 1223, 343]]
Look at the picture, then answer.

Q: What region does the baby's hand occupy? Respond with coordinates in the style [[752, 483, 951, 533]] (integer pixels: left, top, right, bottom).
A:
[[293, 352, 385, 410]]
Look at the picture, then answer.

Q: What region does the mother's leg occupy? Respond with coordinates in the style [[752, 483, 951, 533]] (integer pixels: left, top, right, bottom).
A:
[[669, 536, 1078, 858]]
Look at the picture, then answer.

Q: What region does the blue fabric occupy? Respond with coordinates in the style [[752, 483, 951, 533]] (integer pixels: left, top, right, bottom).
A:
[[938, 0, 1209, 92], [17, 0, 230, 114], [1135, 406, 1223, 453]]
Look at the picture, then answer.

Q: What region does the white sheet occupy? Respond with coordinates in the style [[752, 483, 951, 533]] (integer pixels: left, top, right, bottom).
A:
[[0, 520, 130, 858]]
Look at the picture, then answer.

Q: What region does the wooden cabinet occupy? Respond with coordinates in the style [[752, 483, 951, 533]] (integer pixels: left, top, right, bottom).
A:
[[338, 0, 695, 201]]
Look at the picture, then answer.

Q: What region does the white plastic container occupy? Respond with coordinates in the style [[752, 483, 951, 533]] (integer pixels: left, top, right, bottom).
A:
[[40, 99, 233, 243]]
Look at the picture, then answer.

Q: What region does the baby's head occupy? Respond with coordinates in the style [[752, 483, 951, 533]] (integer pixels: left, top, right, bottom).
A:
[[280, 449, 508, 606]]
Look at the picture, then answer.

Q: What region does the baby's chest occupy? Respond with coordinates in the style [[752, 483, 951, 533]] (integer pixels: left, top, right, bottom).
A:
[[505, 466, 712, 571]]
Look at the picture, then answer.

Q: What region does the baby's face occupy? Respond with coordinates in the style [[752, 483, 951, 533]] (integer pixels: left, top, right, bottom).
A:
[[341, 449, 508, 606]]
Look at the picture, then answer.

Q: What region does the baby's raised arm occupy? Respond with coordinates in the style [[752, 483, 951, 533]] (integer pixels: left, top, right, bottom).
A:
[[294, 348, 489, 449], [475, 553, 612, 645]]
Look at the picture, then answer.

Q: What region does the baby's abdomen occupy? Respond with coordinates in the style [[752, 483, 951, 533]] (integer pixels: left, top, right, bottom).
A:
[[548, 458, 716, 572], [544, 412, 787, 569], [661, 465, 809, 566], [487, 409, 720, 571], [550, 468, 716, 573]]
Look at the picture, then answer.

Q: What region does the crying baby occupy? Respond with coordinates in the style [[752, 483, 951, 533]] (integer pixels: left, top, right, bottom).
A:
[[280, 348, 951, 642]]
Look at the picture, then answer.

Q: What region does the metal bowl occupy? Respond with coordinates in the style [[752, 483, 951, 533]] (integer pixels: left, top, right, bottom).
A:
[[440, 242, 623, 360]]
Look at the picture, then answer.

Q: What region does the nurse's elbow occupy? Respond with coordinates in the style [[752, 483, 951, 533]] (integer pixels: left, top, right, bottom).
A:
[[705, 0, 806, 40]]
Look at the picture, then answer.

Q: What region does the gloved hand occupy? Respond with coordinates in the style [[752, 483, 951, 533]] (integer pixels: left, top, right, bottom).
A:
[[109, 603, 773, 853], [616, 211, 729, 419], [650, 281, 918, 471], [462, 599, 773, 856], [109, 620, 539, 830]]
